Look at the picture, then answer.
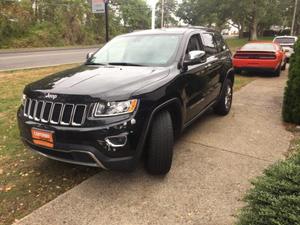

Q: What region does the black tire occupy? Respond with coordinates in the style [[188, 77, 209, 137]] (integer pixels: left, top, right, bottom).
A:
[[235, 68, 242, 74], [281, 61, 287, 71], [213, 79, 233, 116], [146, 111, 174, 175], [274, 65, 281, 77]]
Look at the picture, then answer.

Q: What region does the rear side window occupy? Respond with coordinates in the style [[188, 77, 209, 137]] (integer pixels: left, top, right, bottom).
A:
[[202, 33, 218, 56], [214, 34, 227, 52]]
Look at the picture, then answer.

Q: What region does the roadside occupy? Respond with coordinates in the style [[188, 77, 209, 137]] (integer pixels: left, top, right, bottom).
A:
[[0, 45, 101, 55], [0, 64, 253, 225], [0, 48, 98, 72], [13, 67, 291, 225]]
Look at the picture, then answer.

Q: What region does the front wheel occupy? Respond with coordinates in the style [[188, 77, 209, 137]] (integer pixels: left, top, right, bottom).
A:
[[213, 79, 233, 116], [146, 111, 174, 175]]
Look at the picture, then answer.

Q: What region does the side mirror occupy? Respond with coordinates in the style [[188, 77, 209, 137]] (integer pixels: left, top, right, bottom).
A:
[[86, 52, 94, 60], [183, 50, 206, 66]]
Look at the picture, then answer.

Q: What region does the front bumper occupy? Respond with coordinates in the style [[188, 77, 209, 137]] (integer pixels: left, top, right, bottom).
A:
[[17, 107, 146, 171]]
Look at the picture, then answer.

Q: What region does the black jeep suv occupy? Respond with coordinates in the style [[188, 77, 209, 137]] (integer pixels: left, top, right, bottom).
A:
[[17, 27, 234, 175]]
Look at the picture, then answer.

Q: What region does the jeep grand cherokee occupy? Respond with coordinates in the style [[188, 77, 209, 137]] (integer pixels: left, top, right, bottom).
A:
[[17, 27, 234, 175]]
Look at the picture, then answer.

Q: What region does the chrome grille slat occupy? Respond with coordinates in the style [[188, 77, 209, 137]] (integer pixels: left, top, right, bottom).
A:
[[41, 102, 53, 123], [50, 103, 63, 125], [28, 99, 33, 119], [61, 104, 74, 125], [72, 105, 87, 126], [23, 97, 86, 126], [34, 101, 43, 121]]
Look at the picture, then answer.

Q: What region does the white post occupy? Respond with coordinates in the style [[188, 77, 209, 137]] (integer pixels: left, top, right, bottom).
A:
[[291, 0, 298, 35], [151, 2, 156, 30]]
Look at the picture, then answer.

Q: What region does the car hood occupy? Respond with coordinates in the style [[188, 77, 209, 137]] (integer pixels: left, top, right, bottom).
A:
[[25, 65, 170, 100]]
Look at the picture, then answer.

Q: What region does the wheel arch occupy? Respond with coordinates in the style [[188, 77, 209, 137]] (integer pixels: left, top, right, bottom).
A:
[[136, 98, 183, 158], [150, 98, 183, 138]]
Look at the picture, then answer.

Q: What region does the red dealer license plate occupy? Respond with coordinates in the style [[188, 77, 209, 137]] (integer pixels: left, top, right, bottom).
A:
[[31, 128, 54, 148]]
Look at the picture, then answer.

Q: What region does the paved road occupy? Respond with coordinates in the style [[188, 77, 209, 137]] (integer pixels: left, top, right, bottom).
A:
[[0, 47, 99, 71], [15, 72, 292, 225]]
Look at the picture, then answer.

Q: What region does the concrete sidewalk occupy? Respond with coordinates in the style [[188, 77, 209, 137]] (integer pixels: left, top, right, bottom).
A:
[[15, 72, 292, 225]]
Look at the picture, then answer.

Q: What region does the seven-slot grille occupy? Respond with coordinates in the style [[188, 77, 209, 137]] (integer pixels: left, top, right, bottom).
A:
[[23, 98, 87, 126]]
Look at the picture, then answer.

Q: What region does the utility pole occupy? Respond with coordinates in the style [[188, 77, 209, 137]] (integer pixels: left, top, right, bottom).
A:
[[151, 2, 156, 30], [105, 0, 109, 42], [161, 0, 164, 28], [291, 0, 298, 35]]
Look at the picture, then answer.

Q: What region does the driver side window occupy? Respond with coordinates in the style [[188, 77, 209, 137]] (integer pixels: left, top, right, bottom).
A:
[[186, 34, 202, 55]]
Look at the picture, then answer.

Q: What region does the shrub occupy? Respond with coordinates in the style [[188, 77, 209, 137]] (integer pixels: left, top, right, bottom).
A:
[[237, 148, 300, 225], [283, 39, 300, 124]]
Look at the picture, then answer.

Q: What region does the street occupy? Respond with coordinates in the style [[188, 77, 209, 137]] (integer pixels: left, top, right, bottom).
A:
[[0, 47, 99, 71]]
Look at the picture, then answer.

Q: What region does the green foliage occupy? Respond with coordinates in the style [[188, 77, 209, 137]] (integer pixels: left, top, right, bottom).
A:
[[237, 149, 300, 225], [111, 0, 151, 32], [176, 0, 300, 39], [0, 0, 151, 48], [155, 0, 178, 28], [283, 40, 300, 124]]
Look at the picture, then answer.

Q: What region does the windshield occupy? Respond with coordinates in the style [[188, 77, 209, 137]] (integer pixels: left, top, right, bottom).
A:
[[274, 37, 296, 44], [241, 43, 276, 51], [87, 34, 182, 67]]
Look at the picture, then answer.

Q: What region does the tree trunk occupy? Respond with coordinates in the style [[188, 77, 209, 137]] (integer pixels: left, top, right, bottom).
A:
[[238, 24, 244, 39], [250, 0, 258, 40]]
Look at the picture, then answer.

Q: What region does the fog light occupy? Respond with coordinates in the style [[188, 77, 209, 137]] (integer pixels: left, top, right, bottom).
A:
[[105, 134, 127, 148]]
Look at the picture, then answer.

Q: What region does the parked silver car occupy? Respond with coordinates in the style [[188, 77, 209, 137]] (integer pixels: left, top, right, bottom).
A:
[[273, 36, 298, 61]]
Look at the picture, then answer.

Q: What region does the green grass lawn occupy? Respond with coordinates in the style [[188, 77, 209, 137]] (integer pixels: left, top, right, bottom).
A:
[[0, 65, 99, 225], [0, 53, 254, 224], [226, 37, 275, 52]]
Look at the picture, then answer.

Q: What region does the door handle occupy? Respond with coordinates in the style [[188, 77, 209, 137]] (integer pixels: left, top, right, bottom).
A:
[[205, 63, 212, 69]]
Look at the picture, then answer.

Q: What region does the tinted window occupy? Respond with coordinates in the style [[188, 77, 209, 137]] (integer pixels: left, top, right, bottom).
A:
[[241, 43, 276, 51], [214, 34, 227, 52], [186, 34, 202, 54], [202, 33, 218, 55], [274, 37, 296, 44]]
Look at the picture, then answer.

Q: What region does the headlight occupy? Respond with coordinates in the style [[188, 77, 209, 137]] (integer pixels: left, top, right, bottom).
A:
[[21, 94, 26, 106], [93, 99, 138, 117]]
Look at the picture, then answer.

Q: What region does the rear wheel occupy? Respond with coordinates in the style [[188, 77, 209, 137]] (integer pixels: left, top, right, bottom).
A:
[[146, 111, 174, 175], [274, 65, 281, 77], [214, 79, 233, 116], [235, 68, 242, 74], [281, 60, 287, 71]]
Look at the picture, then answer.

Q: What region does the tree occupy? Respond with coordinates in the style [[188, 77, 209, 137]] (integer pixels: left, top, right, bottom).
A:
[[156, 0, 178, 28], [111, 0, 151, 32], [176, 0, 295, 40]]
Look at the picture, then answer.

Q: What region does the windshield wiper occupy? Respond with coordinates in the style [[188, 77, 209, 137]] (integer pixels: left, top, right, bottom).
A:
[[108, 62, 145, 67]]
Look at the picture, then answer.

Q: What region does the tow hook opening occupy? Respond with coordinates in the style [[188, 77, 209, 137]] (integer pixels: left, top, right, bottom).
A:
[[105, 134, 128, 148]]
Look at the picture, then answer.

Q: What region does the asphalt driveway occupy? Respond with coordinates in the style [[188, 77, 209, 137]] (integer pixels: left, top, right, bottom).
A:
[[15, 71, 292, 225]]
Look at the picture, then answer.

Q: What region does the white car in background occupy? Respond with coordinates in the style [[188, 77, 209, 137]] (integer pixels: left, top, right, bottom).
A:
[[273, 36, 298, 62]]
